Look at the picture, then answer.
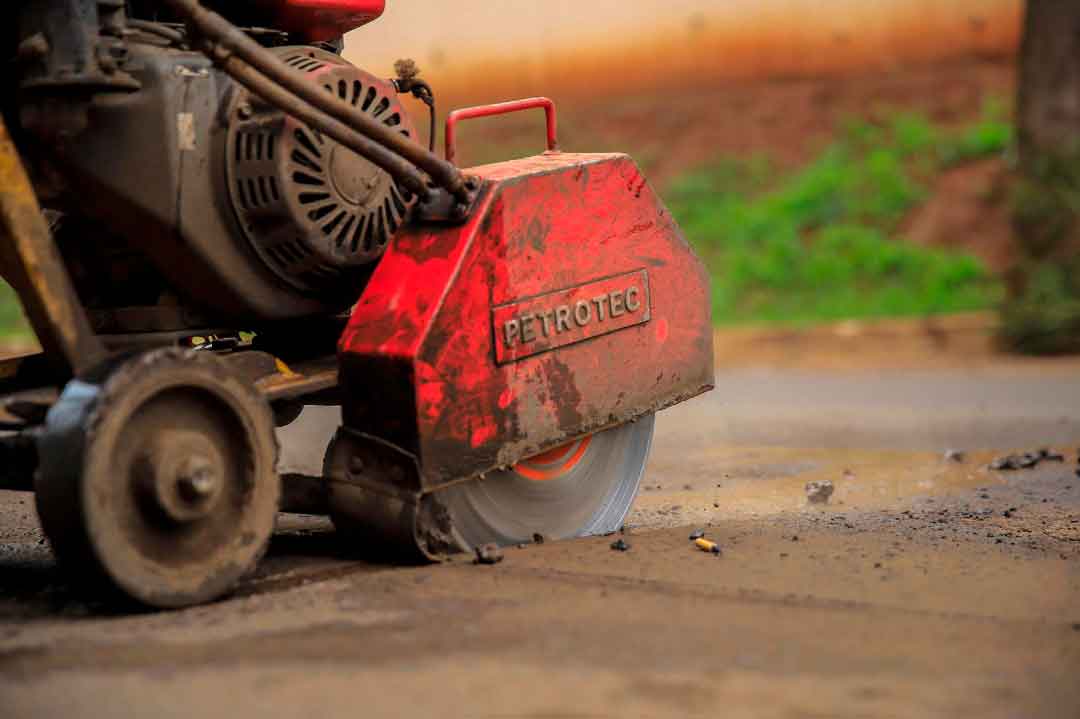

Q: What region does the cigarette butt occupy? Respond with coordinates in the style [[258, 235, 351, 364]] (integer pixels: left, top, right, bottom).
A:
[[694, 537, 721, 554]]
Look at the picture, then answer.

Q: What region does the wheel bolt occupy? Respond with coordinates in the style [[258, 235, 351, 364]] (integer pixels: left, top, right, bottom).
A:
[[176, 458, 218, 503]]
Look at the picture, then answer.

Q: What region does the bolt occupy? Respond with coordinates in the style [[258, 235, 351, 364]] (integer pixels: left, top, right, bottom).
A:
[[176, 458, 217, 502]]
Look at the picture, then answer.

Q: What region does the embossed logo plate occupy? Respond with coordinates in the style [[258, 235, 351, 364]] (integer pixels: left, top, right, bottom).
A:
[[492, 269, 651, 364]]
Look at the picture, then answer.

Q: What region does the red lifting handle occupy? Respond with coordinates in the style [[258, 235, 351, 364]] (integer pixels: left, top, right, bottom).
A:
[[444, 97, 558, 165]]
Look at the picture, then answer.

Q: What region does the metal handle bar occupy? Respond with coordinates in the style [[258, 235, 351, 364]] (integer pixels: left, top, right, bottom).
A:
[[445, 97, 559, 165]]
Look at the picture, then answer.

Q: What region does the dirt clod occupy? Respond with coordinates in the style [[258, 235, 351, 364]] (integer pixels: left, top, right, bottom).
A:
[[806, 480, 835, 504], [944, 449, 966, 463], [474, 544, 504, 565]]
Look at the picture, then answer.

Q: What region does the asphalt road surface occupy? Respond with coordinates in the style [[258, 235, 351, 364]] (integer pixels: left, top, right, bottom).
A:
[[1, 364, 1079, 718]]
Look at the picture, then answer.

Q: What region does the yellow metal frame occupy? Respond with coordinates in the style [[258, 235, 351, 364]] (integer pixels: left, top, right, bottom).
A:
[[0, 115, 104, 376]]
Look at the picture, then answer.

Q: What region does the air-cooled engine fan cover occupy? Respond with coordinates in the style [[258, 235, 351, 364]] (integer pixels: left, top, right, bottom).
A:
[[226, 47, 417, 294]]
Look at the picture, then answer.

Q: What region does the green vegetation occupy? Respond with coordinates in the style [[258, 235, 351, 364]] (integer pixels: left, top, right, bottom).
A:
[[666, 106, 1010, 325], [0, 280, 29, 342]]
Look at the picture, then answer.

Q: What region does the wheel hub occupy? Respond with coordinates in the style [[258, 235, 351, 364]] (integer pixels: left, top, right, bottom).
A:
[[137, 435, 225, 524]]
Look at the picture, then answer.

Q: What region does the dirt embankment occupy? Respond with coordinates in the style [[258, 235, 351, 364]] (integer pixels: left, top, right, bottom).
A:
[[447, 55, 1015, 184], [442, 54, 1018, 276]]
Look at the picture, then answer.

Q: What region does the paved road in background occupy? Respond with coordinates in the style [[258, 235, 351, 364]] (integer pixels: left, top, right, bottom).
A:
[[2, 365, 1078, 718]]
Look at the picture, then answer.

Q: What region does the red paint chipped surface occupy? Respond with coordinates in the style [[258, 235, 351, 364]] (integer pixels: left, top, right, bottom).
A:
[[339, 152, 713, 486], [655, 317, 670, 344]]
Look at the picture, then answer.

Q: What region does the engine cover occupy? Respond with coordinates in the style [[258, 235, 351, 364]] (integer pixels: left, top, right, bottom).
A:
[[226, 47, 417, 293], [267, 0, 387, 41]]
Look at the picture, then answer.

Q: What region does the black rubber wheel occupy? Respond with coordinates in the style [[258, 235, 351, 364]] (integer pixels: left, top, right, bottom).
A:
[[35, 348, 280, 609], [440, 416, 655, 550]]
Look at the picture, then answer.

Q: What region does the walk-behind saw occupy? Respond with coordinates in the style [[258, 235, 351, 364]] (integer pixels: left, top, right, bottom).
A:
[[0, 0, 713, 607]]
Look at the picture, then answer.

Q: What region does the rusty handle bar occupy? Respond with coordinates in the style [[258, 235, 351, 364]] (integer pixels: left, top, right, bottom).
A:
[[445, 97, 559, 165]]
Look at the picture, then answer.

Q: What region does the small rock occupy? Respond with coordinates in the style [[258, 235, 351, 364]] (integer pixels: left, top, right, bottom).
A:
[[689, 529, 706, 541], [683, 483, 693, 491], [792, 535, 799, 542], [991, 448, 1065, 471], [874, 562, 882, 569], [473, 543, 504, 565], [990, 455, 1017, 471], [610, 538, 631, 552], [532, 533, 546, 545], [1038, 448, 1064, 462], [944, 449, 966, 463], [806, 480, 835, 505], [1019, 453, 1041, 468]]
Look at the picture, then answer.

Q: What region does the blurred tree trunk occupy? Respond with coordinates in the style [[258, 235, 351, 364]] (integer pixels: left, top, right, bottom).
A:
[[1001, 0, 1080, 353], [1017, 0, 1080, 162]]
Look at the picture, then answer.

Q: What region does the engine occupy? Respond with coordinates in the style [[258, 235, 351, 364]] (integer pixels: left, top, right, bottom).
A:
[[10, 1, 417, 333], [226, 47, 417, 292]]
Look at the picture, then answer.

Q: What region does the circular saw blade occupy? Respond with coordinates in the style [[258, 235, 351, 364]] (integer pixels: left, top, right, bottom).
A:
[[440, 415, 655, 549]]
